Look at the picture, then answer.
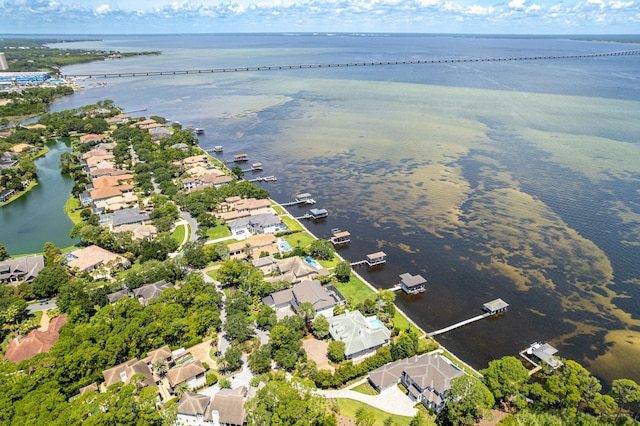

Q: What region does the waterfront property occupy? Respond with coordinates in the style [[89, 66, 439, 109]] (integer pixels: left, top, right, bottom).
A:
[[369, 353, 463, 413], [330, 228, 351, 245], [351, 251, 387, 268], [398, 272, 427, 294], [0, 255, 45, 284], [482, 298, 509, 314], [520, 342, 562, 373], [327, 310, 391, 360], [308, 208, 328, 219], [232, 153, 249, 163], [0, 188, 16, 202], [262, 279, 345, 319], [227, 234, 279, 260], [226, 213, 286, 238], [265, 256, 328, 285]]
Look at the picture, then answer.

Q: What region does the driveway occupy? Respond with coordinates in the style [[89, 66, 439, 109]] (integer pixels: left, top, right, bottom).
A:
[[316, 383, 418, 417], [27, 299, 57, 312]]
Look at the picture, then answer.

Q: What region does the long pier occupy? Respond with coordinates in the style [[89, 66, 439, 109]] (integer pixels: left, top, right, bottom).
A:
[[428, 313, 491, 337], [62, 50, 640, 79]]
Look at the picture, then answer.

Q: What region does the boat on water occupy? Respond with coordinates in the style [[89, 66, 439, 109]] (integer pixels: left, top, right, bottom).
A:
[[212, 146, 223, 153], [195, 128, 205, 135]]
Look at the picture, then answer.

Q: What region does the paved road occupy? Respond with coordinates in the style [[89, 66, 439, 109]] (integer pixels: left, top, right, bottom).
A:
[[179, 210, 199, 242], [27, 299, 57, 312]]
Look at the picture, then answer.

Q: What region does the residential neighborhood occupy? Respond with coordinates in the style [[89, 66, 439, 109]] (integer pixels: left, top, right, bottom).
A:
[[0, 101, 638, 426]]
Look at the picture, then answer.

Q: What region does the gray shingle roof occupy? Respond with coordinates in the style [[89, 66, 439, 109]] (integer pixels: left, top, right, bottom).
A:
[[112, 207, 149, 227]]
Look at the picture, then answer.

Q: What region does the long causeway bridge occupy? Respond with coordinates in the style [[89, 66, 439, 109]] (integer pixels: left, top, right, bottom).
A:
[[63, 50, 640, 79]]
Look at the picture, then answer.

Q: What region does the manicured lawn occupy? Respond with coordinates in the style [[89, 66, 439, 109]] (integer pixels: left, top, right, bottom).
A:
[[351, 382, 379, 396], [64, 196, 83, 224], [206, 224, 231, 240], [270, 201, 286, 215], [335, 275, 378, 305], [283, 231, 315, 249], [171, 223, 186, 244], [281, 216, 303, 232], [332, 399, 429, 426]]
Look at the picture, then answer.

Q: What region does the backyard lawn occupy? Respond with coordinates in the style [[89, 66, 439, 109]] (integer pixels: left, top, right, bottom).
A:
[[64, 196, 83, 224], [206, 224, 231, 240], [332, 399, 434, 426], [280, 216, 303, 232], [283, 231, 315, 249]]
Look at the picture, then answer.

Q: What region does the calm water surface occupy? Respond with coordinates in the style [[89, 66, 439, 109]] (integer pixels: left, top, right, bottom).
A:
[[32, 34, 640, 385], [0, 140, 78, 254]]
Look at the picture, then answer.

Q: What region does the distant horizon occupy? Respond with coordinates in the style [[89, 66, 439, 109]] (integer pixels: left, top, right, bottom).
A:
[[2, 0, 639, 35]]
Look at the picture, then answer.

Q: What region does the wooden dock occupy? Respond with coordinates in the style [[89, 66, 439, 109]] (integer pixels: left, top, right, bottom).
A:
[[428, 313, 491, 337], [247, 175, 277, 182], [351, 251, 387, 267], [281, 193, 316, 207], [427, 299, 508, 337], [242, 162, 263, 172]]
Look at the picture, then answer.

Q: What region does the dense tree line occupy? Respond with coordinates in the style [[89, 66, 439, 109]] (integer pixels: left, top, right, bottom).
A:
[[0, 86, 74, 120], [0, 273, 221, 424]]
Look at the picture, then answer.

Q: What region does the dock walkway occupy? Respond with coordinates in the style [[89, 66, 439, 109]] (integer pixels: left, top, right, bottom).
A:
[[428, 313, 491, 337]]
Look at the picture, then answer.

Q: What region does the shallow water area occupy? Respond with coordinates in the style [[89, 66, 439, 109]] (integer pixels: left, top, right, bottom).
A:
[[40, 34, 640, 385]]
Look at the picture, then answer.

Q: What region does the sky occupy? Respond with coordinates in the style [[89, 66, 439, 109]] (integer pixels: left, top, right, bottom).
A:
[[1, 0, 639, 35]]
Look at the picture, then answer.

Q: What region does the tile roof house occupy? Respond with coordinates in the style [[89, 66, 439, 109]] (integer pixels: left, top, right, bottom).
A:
[[328, 310, 392, 360], [91, 174, 133, 189], [80, 134, 107, 143], [112, 223, 158, 240], [0, 255, 45, 284], [228, 234, 278, 260], [4, 315, 68, 363], [133, 280, 174, 306], [66, 245, 129, 276], [369, 353, 464, 413], [266, 256, 327, 285], [89, 186, 133, 203], [102, 358, 157, 390], [166, 359, 207, 390], [143, 345, 173, 367], [177, 392, 212, 426], [205, 387, 248, 426]]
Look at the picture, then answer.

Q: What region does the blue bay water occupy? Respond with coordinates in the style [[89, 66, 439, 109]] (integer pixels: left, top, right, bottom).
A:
[[35, 34, 640, 385]]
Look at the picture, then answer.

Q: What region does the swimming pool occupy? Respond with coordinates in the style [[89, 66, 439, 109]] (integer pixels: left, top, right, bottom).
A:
[[368, 318, 386, 329], [276, 238, 292, 252]]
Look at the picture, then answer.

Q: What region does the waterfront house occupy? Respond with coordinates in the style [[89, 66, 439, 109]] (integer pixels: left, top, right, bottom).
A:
[[82, 148, 113, 160], [0, 188, 16, 202], [369, 353, 463, 413], [227, 234, 278, 260], [0, 255, 45, 284], [227, 213, 286, 238], [91, 173, 133, 189], [266, 256, 327, 285], [328, 310, 391, 360], [232, 153, 249, 162], [262, 279, 344, 318], [482, 298, 509, 315], [399, 272, 427, 294], [523, 342, 562, 370], [309, 208, 328, 219], [149, 126, 171, 141], [366, 251, 387, 266]]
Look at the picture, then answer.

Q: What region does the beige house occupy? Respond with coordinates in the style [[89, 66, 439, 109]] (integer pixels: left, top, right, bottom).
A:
[[66, 245, 129, 277]]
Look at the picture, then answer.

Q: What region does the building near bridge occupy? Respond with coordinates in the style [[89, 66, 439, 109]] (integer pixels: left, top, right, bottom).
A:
[[0, 71, 51, 83]]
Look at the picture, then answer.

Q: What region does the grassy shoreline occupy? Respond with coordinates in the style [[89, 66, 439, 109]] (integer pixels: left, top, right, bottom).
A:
[[269, 197, 483, 377]]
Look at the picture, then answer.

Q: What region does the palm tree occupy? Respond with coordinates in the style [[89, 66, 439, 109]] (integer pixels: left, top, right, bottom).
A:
[[152, 359, 169, 378], [174, 381, 189, 398]]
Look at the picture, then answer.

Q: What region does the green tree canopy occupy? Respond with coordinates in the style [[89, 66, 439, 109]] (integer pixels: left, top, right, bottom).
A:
[[437, 375, 495, 426], [327, 340, 345, 363], [480, 356, 530, 408]]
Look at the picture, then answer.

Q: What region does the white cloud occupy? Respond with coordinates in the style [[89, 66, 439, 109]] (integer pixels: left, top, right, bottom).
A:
[[95, 4, 112, 14], [508, 0, 526, 8]]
